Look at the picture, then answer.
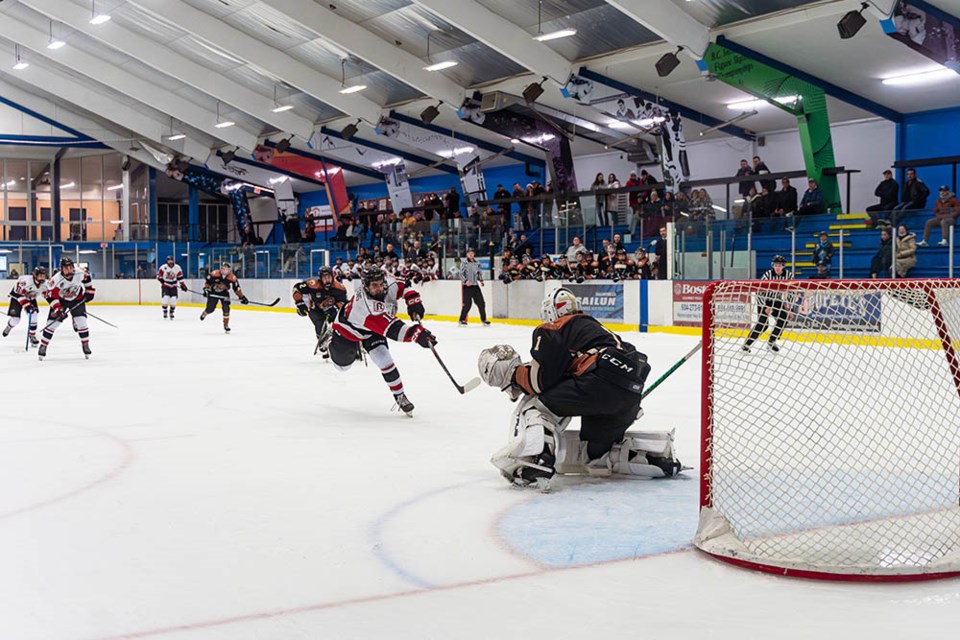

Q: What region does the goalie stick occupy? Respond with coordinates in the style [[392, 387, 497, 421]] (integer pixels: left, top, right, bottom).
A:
[[430, 345, 481, 394], [641, 341, 702, 401]]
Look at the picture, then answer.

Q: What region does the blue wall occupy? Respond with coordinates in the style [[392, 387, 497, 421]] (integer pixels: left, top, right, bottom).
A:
[[298, 162, 547, 215], [898, 107, 960, 192]]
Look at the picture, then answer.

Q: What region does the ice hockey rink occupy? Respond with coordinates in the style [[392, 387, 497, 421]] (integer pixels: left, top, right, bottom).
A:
[[2, 306, 959, 640]]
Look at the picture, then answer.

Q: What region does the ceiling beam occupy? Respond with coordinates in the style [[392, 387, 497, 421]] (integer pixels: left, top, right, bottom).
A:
[[603, 0, 710, 60], [18, 0, 315, 142], [0, 77, 172, 171], [259, 0, 464, 109], [410, 0, 572, 85], [126, 0, 382, 125], [318, 127, 459, 175], [0, 13, 257, 151]]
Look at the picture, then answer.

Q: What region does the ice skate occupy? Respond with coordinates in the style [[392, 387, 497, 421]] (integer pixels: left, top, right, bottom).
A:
[[1, 325, 10, 337], [199, 311, 207, 321], [82, 343, 92, 359], [37, 343, 47, 360], [394, 392, 414, 416], [767, 341, 780, 353], [163, 309, 168, 319], [29, 335, 39, 346]]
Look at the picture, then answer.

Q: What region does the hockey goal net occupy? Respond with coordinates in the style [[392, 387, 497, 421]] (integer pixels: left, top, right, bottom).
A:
[[695, 279, 960, 581]]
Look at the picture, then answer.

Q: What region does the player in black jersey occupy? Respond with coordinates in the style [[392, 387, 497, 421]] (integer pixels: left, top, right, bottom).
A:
[[743, 255, 795, 353], [479, 287, 682, 488], [293, 266, 348, 357], [201, 263, 247, 333]]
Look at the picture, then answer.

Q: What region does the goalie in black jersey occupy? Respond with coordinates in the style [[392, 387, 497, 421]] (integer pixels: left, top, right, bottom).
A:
[[292, 266, 348, 358], [478, 287, 683, 489], [743, 254, 795, 353]]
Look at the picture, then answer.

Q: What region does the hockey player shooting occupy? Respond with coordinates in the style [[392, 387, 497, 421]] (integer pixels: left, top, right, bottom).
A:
[[478, 287, 683, 488], [293, 266, 347, 358], [330, 265, 433, 415], [3, 266, 47, 345]]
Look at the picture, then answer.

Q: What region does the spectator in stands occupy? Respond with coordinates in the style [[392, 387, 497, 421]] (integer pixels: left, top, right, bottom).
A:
[[592, 172, 607, 226], [605, 172, 622, 229], [515, 233, 533, 258], [738, 186, 759, 232], [612, 233, 624, 251], [381, 243, 399, 261], [649, 226, 668, 280], [869, 228, 893, 278], [753, 155, 775, 194], [643, 191, 662, 231], [493, 184, 511, 218], [865, 170, 899, 226], [773, 178, 798, 228], [809, 263, 831, 279], [625, 171, 642, 221], [890, 168, 930, 226], [792, 179, 824, 227], [919, 186, 960, 247], [530, 181, 545, 228], [304, 210, 317, 243], [753, 187, 775, 231], [566, 236, 588, 263], [511, 183, 526, 230], [674, 190, 690, 216], [895, 224, 917, 277], [813, 231, 834, 272], [736, 159, 756, 199]]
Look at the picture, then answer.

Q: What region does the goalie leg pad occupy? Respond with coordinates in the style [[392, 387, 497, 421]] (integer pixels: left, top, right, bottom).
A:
[[553, 428, 682, 478], [490, 395, 571, 486]]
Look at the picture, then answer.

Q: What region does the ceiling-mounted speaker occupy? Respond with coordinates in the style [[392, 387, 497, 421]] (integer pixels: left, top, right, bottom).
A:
[[276, 136, 293, 153], [420, 104, 440, 125], [837, 7, 867, 39], [655, 49, 682, 78], [341, 122, 359, 140]]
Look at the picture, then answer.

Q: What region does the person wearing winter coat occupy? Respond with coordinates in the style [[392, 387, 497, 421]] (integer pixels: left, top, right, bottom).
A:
[[895, 224, 917, 277], [890, 168, 930, 226], [812, 231, 835, 271], [870, 228, 893, 278], [918, 186, 960, 247], [866, 170, 899, 226]]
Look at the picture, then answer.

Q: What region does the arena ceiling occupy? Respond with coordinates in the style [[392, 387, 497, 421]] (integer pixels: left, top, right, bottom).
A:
[[0, 0, 956, 183]]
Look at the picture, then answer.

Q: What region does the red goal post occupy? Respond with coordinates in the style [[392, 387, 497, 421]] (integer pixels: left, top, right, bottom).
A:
[[696, 278, 960, 581]]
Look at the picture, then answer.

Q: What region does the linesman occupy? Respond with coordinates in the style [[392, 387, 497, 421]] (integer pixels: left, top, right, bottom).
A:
[[458, 247, 490, 326]]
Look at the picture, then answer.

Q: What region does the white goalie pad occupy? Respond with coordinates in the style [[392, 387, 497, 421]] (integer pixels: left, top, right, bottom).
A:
[[555, 428, 681, 478], [490, 395, 570, 483]]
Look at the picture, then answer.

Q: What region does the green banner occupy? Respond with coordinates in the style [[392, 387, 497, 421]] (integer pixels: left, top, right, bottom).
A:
[[704, 42, 841, 212]]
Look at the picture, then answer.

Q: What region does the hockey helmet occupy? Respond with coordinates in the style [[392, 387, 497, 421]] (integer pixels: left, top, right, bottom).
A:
[[166, 255, 175, 265], [317, 265, 334, 281], [771, 255, 787, 266], [361, 265, 387, 300], [220, 262, 232, 274], [59, 256, 75, 274], [540, 287, 580, 323], [32, 266, 48, 283]]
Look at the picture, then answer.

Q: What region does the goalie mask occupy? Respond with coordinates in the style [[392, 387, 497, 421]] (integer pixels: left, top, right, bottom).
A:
[[540, 287, 580, 323]]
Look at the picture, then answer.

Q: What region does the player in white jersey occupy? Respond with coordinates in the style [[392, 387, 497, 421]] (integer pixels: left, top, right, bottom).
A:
[[329, 265, 433, 415], [3, 266, 48, 345], [157, 255, 187, 319], [39, 257, 96, 360]]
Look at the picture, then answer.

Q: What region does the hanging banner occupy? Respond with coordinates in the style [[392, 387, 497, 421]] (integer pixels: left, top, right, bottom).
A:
[[562, 75, 689, 191], [459, 154, 486, 204], [254, 145, 350, 221], [887, 2, 960, 72], [207, 153, 297, 221], [384, 161, 413, 212]]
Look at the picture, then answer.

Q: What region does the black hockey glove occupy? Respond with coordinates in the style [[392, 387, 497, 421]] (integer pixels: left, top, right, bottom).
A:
[[84, 290, 95, 303], [179, 282, 188, 292], [407, 296, 425, 322], [239, 295, 249, 305], [296, 301, 309, 317], [51, 302, 69, 322], [410, 325, 437, 349], [202, 286, 210, 298]]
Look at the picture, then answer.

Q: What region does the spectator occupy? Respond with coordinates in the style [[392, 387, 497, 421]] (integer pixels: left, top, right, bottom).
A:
[[895, 224, 917, 277], [919, 186, 960, 246], [753, 187, 774, 230], [753, 155, 775, 194], [514, 233, 533, 258], [809, 263, 831, 279], [869, 228, 893, 278], [889, 168, 930, 226], [649, 226, 668, 280], [643, 191, 662, 231], [740, 186, 759, 231], [530, 180, 545, 228], [625, 171, 642, 220], [493, 184, 511, 218], [606, 173, 622, 228], [865, 170, 899, 226], [511, 183, 526, 230], [661, 191, 676, 221], [812, 231, 834, 271], [736, 159, 756, 198], [381, 243, 399, 261], [792, 179, 824, 227], [566, 236, 588, 263], [591, 172, 607, 226], [303, 210, 317, 243], [612, 233, 624, 251], [773, 177, 798, 224]]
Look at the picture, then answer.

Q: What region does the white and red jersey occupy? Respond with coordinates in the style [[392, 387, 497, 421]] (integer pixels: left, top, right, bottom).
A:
[[9, 275, 46, 306], [45, 269, 94, 310], [157, 263, 184, 289], [333, 275, 422, 344]]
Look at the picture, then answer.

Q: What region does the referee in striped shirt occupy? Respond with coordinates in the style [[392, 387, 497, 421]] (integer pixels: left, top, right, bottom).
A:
[[458, 248, 490, 326]]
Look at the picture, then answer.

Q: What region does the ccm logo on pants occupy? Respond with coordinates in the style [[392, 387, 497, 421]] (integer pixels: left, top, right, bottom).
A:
[[600, 352, 634, 373]]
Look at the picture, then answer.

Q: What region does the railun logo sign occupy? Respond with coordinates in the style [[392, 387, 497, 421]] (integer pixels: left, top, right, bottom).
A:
[[567, 283, 623, 321]]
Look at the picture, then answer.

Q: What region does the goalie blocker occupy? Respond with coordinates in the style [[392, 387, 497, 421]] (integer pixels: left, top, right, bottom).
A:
[[479, 287, 683, 487]]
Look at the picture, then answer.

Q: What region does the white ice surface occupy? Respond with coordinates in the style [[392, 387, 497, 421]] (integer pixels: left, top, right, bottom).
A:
[[1, 307, 959, 640]]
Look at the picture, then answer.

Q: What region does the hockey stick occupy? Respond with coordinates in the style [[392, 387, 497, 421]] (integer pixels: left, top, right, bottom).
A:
[[430, 345, 481, 394], [641, 341, 702, 401], [186, 288, 280, 307], [25, 310, 33, 351], [86, 311, 119, 329]]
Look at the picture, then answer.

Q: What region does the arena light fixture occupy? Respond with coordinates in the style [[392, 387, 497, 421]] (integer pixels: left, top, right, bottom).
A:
[[215, 101, 235, 129], [726, 96, 800, 110], [698, 110, 757, 136], [12, 45, 28, 70], [337, 58, 366, 94], [881, 67, 956, 86], [423, 31, 457, 71], [837, 3, 868, 40], [166, 133, 187, 141], [271, 86, 294, 112], [534, 28, 577, 42], [47, 22, 66, 50], [106, 184, 123, 191]]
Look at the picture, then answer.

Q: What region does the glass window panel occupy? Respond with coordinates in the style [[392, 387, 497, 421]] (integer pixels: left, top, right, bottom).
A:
[[59, 157, 81, 241], [81, 155, 104, 241]]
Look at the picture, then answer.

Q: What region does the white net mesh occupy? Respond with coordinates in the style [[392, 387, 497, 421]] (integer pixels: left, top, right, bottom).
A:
[[695, 279, 960, 578]]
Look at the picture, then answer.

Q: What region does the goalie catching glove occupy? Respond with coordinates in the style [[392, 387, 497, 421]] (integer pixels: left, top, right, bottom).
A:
[[478, 344, 522, 400]]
